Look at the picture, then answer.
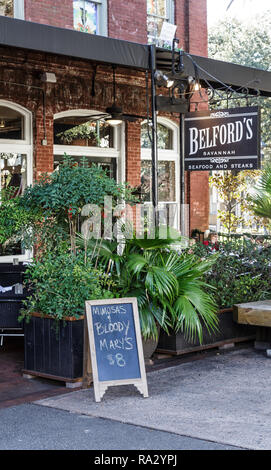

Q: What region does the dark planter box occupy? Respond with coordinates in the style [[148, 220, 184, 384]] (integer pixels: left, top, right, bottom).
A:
[[0, 263, 27, 330], [23, 314, 84, 381], [0, 262, 27, 286], [157, 309, 256, 355], [0, 298, 24, 328]]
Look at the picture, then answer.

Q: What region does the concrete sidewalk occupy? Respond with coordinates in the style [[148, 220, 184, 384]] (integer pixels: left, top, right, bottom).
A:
[[35, 348, 271, 450]]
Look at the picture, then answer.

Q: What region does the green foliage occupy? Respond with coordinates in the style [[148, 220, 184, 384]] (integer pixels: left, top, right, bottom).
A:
[[19, 154, 137, 253], [56, 123, 99, 145], [20, 155, 134, 219], [249, 162, 271, 220], [188, 239, 271, 308], [209, 170, 269, 233], [20, 251, 114, 323], [0, 187, 43, 254], [77, 232, 219, 343], [208, 16, 271, 160]]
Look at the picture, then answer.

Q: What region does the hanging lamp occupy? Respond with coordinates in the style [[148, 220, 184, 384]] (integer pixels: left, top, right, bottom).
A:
[[105, 66, 123, 126]]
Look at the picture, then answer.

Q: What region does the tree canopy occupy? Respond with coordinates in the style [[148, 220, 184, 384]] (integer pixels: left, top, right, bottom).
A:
[[208, 14, 271, 160]]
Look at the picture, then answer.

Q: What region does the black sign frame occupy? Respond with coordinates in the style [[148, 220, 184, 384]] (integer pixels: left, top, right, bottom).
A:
[[85, 297, 149, 402], [184, 106, 261, 171]]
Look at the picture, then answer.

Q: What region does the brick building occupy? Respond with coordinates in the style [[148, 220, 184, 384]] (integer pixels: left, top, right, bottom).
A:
[[0, 0, 209, 262]]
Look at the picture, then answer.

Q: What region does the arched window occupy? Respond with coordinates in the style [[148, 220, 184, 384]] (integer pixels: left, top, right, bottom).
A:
[[0, 100, 33, 262], [53, 110, 124, 183], [141, 117, 180, 229]]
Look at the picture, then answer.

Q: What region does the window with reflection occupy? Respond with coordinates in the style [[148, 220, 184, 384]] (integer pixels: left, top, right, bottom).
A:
[[54, 117, 114, 148], [141, 122, 173, 149], [147, 0, 175, 46], [0, 0, 13, 18], [140, 119, 179, 228], [54, 155, 116, 180], [73, 0, 98, 34], [73, 0, 108, 36], [0, 106, 24, 140], [0, 153, 28, 256], [141, 160, 176, 203], [0, 153, 27, 196]]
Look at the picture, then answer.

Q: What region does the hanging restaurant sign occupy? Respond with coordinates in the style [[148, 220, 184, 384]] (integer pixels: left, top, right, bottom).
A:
[[184, 106, 260, 171]]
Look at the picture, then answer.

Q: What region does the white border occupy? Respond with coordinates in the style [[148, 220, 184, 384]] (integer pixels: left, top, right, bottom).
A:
[[0, 100, 33, 263], [141, 117, 180, 229], [85, 297, 149, 402], [53, 109, 124, 183]]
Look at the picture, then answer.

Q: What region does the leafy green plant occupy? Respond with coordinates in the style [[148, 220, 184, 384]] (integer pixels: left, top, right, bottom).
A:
[[56, 123, 100, 145], [249, 163, 271, 221], [188, 239, 271, 308], [0, 187, 44, 255], [77, 232, 219, 343], [19, 251, 114, 323], [20, 154, 137, 254]]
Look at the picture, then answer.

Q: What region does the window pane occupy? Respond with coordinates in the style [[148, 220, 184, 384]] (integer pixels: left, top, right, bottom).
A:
[[147, 0, 167, 44], [0, 153, 27, 256], [141, 160, 176, 202], [54, 155, 116, 179], [141, 123, 173, 149], [141, 160, 151, 202], [158, 160, 175, 201], [0, 106, 24, 140], [73, 0, 98, 34], [54, 118, 114, 148], [147, 0, 166, 17], [0, 0, 14, 17]]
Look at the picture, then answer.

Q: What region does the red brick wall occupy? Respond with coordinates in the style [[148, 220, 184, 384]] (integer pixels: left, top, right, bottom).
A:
[[24, 0, 73, 29], [175, 0, 207, 55], [125, 121, 141, 187], [20, 0, 209, 232], [0, 46, 147, 182], [175, 0, 209, 233], [24, 0, 148, 43], [108, 0, 147, 43]]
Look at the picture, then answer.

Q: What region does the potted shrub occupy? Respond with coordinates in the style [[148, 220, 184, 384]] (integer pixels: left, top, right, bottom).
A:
[[77, 230, 220, 360], [0, 155, 136, 384], [157, 238, 269, 355], [20, 251, 113, 384]]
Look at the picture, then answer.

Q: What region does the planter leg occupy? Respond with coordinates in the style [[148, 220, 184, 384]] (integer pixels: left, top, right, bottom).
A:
[[23, 373, 37, 380], [65, 381, 83, 389], [218, 342, 235, 350]]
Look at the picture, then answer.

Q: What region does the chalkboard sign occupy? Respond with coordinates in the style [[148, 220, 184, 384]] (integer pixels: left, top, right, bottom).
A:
[[85, 298, 149, 402]]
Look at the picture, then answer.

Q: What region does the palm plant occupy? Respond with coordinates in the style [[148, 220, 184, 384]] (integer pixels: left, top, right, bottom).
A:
[[77, 233, 219, 343], [249, 163, 271, 220]]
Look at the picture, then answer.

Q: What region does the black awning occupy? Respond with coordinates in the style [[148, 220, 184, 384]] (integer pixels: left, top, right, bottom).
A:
[[156, 48, 271, 97], [0, 16, 150, 70]]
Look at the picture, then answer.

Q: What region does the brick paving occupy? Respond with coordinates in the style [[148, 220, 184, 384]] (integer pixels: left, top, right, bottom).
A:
[[0, 337, 72, 409]]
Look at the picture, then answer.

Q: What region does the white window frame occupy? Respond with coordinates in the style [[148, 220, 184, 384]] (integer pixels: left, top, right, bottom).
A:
[[73, 0, 108, 36], [147, 0, 175, 44], [53, 109, 125, 185], [0, 100, 33, 263], [14, 0, 24, 19], [141, 117, 180, 229]]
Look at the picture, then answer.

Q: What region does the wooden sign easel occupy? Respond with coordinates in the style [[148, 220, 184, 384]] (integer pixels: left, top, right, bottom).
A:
[[85, 297, 149, 402]]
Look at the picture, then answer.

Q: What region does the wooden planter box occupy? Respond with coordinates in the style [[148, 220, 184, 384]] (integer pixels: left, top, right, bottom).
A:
[[157, 308, 256, 356], [23, 313, 84, 387]]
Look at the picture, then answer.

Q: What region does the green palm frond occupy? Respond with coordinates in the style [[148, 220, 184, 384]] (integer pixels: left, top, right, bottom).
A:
[[250, 163, 271, 220], [77, 231, 219, 342], [174, 283, 218, 344]]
